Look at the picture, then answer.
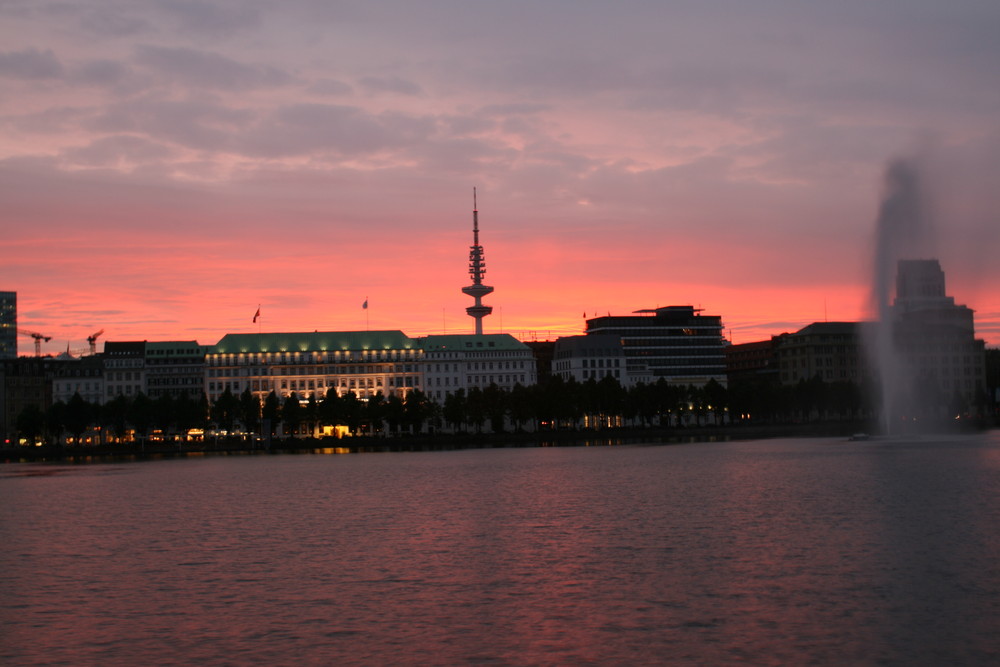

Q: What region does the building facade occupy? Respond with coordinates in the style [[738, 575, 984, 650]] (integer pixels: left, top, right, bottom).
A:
[[889, 259, 986, 403], [726, 335, 785, 383], [777, 322, 869, 385], [1, 357, 60, 443], [51, 355, 105, 404], [206, 330, 425, 404], [206, 330, 538, 406], [103, 342, 147, 400], [552, 334, 628, 385], [421, 334, 537, 403], [576, 305, 727, 387], [146, 341, 209, 400]]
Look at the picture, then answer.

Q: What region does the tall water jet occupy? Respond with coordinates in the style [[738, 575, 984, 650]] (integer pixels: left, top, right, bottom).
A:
[[868, 157, 933, 434], [866, 156, 988, 433]]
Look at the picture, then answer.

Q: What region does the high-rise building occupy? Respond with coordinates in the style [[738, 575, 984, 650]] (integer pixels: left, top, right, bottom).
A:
[[890, 259, 986, 403], [0, 291, 15, 359]]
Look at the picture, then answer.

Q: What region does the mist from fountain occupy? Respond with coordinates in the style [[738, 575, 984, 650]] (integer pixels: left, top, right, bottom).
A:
[[867, 157, 935, 434]]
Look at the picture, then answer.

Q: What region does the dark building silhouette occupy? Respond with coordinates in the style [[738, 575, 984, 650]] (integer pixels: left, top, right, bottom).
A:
[[777, 322, 870, 385], [726, 335, 785, 382], [889, 259, 986, 403], [0, 291, 15, 359]]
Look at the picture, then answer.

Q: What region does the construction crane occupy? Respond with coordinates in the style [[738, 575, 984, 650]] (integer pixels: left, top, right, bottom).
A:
[[87, 329, 105, 355], [18, 329, 52, 356]]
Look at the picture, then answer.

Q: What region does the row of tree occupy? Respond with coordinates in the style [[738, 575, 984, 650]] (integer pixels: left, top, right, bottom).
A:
[[14, 374, 881, 446]]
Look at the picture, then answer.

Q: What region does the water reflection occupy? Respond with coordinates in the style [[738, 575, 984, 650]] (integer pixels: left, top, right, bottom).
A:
[[2, 435, 999, 665]]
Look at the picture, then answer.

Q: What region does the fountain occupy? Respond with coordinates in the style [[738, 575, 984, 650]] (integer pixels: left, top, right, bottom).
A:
[[866, 156, 987, 433], [867, 158, 934, 434]]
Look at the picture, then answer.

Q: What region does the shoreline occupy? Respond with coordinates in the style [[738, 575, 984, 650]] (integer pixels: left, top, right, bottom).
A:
[[1, 421, 886, 463]]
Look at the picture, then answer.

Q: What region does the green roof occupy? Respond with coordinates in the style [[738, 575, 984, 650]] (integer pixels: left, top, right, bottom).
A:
[[211, 330, 418, 354], [419, 333, 529, 352]]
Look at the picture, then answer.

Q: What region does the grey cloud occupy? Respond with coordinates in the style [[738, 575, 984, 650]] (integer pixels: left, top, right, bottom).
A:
[[152, 0, 261, 35], [134, 45, 292, 90], [358, 75, 423, 96], [242, 103, 435, 158], [73, 59, 134, 88], [441, 115, 495, 136], [65, 135, 176, 166], [4, 106, 92, 134], [1, 1, 153, 38], [0, 48, 63, 79], [406, 136, 517, 175], [79, 7, 152, 38], [308, 78, 354, 96], [479, 103, 548, 116], [494, 55, 629, 97], [88, 96, 254, 152]]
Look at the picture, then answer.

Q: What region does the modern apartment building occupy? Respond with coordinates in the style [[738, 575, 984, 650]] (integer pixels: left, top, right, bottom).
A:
[[564, 305, 727, 387]]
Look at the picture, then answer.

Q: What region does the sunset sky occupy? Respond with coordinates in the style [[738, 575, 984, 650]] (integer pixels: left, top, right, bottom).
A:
[[3, 0, 999, 355]]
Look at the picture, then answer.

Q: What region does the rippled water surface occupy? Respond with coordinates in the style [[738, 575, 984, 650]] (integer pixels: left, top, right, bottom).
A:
[[3, 434, 1000, 665]]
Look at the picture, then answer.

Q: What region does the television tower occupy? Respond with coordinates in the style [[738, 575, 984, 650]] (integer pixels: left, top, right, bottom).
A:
[[462, 188, 494, 335]]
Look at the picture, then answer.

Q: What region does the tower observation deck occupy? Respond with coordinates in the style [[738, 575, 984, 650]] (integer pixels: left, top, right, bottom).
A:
[[461, 188, 494, 335]]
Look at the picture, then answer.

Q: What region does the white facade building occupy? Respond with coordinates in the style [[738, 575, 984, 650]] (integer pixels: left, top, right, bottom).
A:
[[206, 330, 425, 403], [421, 334, 537, 403]]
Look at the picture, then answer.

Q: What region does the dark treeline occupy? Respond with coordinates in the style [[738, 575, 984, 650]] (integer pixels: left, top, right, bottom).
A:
[[13, 374, 877, 446]]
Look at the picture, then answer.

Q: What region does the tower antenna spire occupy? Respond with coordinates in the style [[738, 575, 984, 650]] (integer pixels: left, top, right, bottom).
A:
[[462, 187, 494, 335]]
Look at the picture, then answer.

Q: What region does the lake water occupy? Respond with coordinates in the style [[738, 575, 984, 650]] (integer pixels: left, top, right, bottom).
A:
[[3, 433, 1000, 666]]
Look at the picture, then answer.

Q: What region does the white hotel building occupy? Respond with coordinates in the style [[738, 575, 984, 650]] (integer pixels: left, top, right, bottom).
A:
[[205, 330, 537, 405]]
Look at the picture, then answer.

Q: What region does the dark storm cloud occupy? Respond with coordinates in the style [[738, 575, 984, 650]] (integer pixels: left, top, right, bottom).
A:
[[134, 45, 292, 91]]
